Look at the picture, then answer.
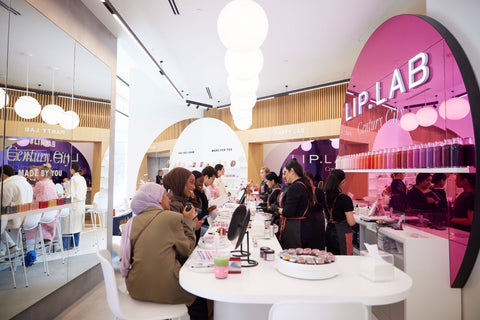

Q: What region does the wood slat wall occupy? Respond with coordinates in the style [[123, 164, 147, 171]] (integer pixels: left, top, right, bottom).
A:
[[1, 87, 111, 129], [156, 82, 348, 141]]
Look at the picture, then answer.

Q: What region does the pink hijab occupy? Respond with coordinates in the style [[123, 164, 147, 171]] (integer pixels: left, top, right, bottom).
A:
[[121, 183, 165, 277]]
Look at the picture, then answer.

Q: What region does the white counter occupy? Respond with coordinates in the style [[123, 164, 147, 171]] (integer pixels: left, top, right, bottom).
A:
[[180, 234, 412, 320], [354, 215, 461, 320]]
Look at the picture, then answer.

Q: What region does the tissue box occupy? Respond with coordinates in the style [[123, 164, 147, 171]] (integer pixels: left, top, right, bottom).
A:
[[360, 256, 394, 282]]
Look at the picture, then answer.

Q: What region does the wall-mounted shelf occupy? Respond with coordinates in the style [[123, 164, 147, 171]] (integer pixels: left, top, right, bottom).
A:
[[343, 167, 474, 173]]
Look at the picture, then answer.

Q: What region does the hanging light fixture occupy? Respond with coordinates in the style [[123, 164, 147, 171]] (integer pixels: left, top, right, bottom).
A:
[[438, 97, 470, 120], [14, 54, 41, 119], [41, 67, 65, 125], [217, 0, 269, 52], [60, 110, 80, 130], [227, 76, 259, 96], [400, 111, 419, 131], [0, 88, 9, 109], [415, 105, 438, 126], [224, 49, 264, 79]]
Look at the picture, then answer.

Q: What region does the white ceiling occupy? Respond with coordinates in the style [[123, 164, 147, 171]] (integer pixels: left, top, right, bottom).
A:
[[80, 0, 425, 108]]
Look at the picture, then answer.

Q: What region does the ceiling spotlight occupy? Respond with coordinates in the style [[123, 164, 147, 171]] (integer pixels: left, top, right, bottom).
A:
[[187, 103, 190, 106], [196, 105, 199, 109]]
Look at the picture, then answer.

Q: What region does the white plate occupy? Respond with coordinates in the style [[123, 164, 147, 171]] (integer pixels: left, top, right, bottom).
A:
[[275, 258, 339, 280]]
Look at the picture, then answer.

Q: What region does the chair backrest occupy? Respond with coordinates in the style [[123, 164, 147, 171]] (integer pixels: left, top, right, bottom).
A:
[[93, 191, 108, 214], [59, 208, 70, 218], [268, 300, 369, 320], [40, 210, 59, 223], [22, 213, 42, 230], [96, 249, 124, 319]]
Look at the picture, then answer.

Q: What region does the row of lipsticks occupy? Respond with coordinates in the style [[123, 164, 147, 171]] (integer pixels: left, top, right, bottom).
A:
[[336, 137, 475, 170]]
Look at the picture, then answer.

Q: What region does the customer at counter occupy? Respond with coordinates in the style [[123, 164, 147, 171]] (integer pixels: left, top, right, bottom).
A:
[[304, 171, 326, 250], [0, 165, 33, 256], [213, 164, 228, 197], [407, 173, 441, 212], [431, 173, 448, 211], [191, 170, 216, 240], [259, 167, 271, 205], [265, 172, 281, 213], [324, 169, 355, 255], [278, 158, 313, 249], [120, 183, 208, 319], [451, 173, 476, 231], [388, 173, 408, 213], [163, 167, 203, 232]]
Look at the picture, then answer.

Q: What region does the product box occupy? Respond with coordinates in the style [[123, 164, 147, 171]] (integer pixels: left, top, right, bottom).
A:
[[229, 257, 242, 274]]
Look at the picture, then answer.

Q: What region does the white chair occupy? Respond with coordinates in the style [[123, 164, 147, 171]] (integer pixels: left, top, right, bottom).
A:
[[96, 249, 188, 320], [268, 300, 369, 320]]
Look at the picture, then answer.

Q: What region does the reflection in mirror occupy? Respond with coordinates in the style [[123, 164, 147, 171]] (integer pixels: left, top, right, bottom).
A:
[[0, 1, 111, 318], [337, 15, 477, 286]]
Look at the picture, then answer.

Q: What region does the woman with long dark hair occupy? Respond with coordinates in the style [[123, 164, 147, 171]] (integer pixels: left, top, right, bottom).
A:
[[303, 171, 326, 250], [324, 169, 355, 255], [278, 158, 313, 249]]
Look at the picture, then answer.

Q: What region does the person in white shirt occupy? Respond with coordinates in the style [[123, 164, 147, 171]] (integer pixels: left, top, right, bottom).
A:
[[201, 166, 218, 201], [61, 163, 87, 250], [213, 164, 228, 197], [1, 165, 34, 257]]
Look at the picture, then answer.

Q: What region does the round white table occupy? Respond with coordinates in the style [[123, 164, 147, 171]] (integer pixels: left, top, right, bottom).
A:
[[180, 236, 412, 320]]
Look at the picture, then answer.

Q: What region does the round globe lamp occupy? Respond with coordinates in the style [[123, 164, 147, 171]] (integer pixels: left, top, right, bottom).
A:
[[399, 112, 419, 131], [415, 106, 438, 127], [217, 0, 268, 52], [438, 97, 470, 120], [14, 95, 41, 119]]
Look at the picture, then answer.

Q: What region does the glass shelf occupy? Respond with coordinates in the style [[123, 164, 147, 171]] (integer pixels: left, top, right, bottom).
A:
[[343, 167, 474, 173]]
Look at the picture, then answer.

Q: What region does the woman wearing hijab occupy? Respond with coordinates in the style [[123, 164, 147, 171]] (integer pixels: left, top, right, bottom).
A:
[[324, 169, 355, 255], [120, 183, 207, 319]]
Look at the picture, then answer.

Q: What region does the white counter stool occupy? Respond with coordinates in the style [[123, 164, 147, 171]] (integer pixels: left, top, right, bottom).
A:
[[268, 301, 368, 320], [96, 249, 188, 320]]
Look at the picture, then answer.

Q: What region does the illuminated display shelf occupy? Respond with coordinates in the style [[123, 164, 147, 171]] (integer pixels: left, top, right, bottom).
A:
[[343, 167, 474, 173]]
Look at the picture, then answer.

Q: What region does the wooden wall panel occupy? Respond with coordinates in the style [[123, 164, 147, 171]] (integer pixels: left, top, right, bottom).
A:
[[0, 87, 110, 129]]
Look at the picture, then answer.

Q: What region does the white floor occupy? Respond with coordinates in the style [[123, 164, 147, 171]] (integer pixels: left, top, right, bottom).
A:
[[0, 224, 106, 319]]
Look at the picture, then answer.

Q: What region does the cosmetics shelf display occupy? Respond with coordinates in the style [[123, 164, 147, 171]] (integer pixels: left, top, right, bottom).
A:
[[336, 137, 475, 172]]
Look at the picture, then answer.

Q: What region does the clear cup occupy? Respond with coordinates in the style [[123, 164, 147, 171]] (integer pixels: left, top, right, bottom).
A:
[[214, 252, 230, 279]]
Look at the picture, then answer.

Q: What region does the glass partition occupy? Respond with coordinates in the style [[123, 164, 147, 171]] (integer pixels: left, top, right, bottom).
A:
[[0, 0, 111, 317]]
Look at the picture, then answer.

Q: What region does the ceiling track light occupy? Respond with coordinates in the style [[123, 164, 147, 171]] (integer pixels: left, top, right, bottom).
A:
[[101, 0, 183, 101], [185, 99, 213, 109]]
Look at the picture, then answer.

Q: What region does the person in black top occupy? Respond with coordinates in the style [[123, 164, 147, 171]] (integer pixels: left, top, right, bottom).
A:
[[431, 173, 448, 210], [265, 172, 281, 213], [407, 173, 441, 212], [190, 171, 217, 240], [258, 167, 271, 206], [324, 169, 355, 255], [156, 169, 164, 185], [451, 173, 475, 231], [303, 171, 326, 250], [278, 159, 313, 249], [388, 173, 407, 213]]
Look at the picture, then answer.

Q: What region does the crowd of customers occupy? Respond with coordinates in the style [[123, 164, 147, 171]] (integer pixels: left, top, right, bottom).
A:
[[119, 161, 476, 319]]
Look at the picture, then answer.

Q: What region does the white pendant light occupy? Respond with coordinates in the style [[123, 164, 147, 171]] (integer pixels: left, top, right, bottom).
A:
[[399, 112, 419, 131], [14, 54, 41, 119], [227, 76, 259, 96], [60, 110, 80, 129], [301, 141, 312, 151], [41, 67, 65, 125], [438, 97, 470, 120], [0, 88, 9, 109], [217, 0, 269, 52], [14, 95, 41, 119], [230, 93, 257, 110], [225, 49, 264, 79], [415, 106, 438, 127], [42, 104, 65, 125], [233, 110, 253, 130]]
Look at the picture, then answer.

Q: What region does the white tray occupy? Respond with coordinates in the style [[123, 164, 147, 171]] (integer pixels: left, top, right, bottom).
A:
[[276, 257, 338, 280]]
